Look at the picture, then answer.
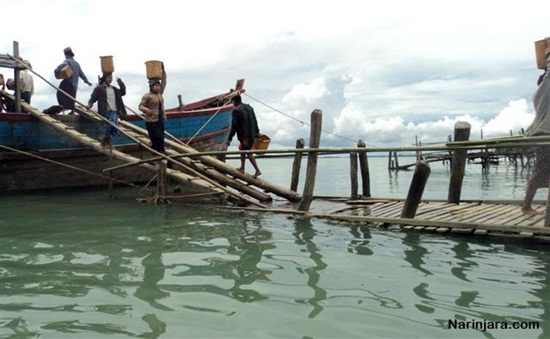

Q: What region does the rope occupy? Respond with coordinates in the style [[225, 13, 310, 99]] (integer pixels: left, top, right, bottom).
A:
[[243, 92, 374, 146], [0, 144, 152, 191], [185, 105, 224, 145]]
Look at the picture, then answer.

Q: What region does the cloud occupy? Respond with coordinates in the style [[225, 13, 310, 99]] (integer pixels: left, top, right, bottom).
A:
[[1, 0, 547, 150]]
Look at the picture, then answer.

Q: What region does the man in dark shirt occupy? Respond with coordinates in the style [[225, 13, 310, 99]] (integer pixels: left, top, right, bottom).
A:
[[227, 95, 262, 178]]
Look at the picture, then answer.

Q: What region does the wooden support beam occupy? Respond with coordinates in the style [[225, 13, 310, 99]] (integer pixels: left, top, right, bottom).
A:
[[298, 109, 322, 212]]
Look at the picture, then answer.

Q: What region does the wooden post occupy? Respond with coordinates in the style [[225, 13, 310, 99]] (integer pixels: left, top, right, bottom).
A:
[[388, 151, 392, 169], [401, 161, 431, 218], [393, 151, 399, 169], [157, 160, 168, 201], [447, 121, 471, 204], [350, 152, 358, 199], [545, 178, 550, 228], [298, 109, 322, 212], [108, 170, 114, 199], [357, 140, 370, 197], [177, 94, 184, 110], [290, 138, 305, 192], [13, 41, 21, 113], [415, 135, 420, 161]]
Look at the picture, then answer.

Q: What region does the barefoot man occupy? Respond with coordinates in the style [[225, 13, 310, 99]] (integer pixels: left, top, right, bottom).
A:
[[226, 95, 262, 178], [521, 37, 550, 215]]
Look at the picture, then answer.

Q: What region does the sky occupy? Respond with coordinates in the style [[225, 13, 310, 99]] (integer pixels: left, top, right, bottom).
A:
[[1, 0, 549, 149]]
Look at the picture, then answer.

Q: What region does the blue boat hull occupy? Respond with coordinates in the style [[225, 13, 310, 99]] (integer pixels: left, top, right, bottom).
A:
[[0, 108, 232, 152], [0, 106, 233, 192]]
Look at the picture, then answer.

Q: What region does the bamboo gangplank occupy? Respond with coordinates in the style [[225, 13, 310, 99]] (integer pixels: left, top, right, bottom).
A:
[[13, 97, 269, 208], [118, 120, 301, 203], [74, 106, 269, 208]]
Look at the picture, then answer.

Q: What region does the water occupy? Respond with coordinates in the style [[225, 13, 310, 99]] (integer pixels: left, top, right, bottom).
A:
[[1, 157, 549, 338]]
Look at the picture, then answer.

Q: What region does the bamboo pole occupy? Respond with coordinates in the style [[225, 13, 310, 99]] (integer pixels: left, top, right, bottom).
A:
[[357, 140, 370, 198], [290, 138, 305, 192], [401, 161, 431, 218], [100, 140, 550, 170], [448, 121, 471, 204], [298, 109, 322, 212]]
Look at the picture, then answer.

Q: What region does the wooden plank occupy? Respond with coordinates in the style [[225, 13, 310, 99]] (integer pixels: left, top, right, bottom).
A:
[[371, 202, 402, 215], [377, 203, 407, 217], [461, 205, 512, 223], [490, 205, 526, 222], [310, 213, 550, 236]]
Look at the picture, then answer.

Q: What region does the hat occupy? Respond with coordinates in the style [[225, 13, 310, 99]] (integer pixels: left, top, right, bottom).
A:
[[63, 47, 74, 57]]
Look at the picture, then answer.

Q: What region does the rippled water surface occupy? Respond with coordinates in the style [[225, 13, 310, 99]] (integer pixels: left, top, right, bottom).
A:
[[1, 157, 549, 338]]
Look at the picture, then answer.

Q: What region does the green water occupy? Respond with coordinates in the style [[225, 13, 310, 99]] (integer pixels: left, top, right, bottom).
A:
[[1, 157, 549, 338]]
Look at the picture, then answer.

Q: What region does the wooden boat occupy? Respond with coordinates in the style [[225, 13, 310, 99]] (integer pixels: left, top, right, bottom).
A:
[[0, 81, 244, 192]]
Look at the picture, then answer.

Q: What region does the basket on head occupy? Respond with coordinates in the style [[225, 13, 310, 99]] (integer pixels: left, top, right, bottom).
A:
[[100, 56, 115, 73], [145, 60, 163, 79], [535, 38, 549, 69]]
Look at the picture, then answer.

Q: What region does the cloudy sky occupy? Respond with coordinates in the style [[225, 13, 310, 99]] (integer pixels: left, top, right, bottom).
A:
[[1, 0, 549, 148]]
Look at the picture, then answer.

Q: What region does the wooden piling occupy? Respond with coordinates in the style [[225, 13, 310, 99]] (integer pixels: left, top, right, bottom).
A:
[[298, 109, 322, 212], [12, 41, 21, 113], [357, 140, 370, 197], [157, 160, 168, 200], [108, 170, 114, 199], [545, 184, 550, 228], [447, 121, 471, 204], [290, 138, 305, 192], [401, 161, 431, 218], [350, 152, 358, 199]]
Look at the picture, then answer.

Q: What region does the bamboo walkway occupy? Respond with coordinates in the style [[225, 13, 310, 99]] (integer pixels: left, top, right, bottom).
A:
[[230, 198, 550, 243], [304, 199, 550, 241]]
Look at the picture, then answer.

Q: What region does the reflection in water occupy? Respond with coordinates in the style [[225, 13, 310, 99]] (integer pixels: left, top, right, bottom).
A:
[[135, 251, 171, 311], [403, 233, 432, 276], [229, 226, 273, 303], [450, 241, 477, 282], [348, 225, 373, 256], [1, 194, 549, 338], [293, 218, 327, 318]]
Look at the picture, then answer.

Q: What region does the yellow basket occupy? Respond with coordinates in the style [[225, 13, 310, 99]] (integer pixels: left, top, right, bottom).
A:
[[55, 65, 73, 80], [100, 55, 114, 73], [252, 134, 271, 150], [145, 60, 163, 79], [535, 38, 548, 69]]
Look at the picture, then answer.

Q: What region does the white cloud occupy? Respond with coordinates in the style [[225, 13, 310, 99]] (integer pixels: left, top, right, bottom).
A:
[[1, 0, 548, 149]]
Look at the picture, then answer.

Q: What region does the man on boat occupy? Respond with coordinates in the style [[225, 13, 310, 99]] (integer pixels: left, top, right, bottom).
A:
[[521, 37, 550, 215], [227, 94, 262, 178], [86, 72, 127, 148], [54, 47, 92, 114], [20, 60, 34, 105], [139, 65, 167, 154]]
